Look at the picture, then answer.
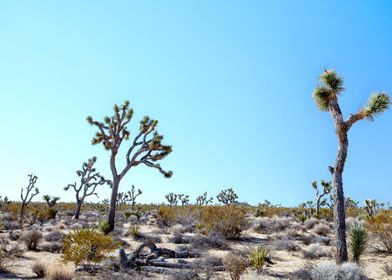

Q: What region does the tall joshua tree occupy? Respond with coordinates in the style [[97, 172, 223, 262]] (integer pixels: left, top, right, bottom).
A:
[[87, 100, 172, 231], [312, 68, 390, 263], [312, 180, 332, 218], [64, 157, 108, 220]]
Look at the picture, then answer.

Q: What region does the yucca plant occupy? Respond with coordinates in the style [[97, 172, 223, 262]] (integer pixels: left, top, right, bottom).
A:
[[312, 68, 390, 263], [347, 223, 368, 262], [247, 246, 268, 272]]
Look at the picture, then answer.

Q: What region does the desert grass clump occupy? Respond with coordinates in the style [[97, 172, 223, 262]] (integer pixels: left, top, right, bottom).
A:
[[247, 245, 268, 272], [303, 244, 330, 259], [223, 252, 248, 280], [313, 223, 331, 236], [191, 231, 229, 250], [98, 221, 111, 235], [32, 261, 47, 278], [347, 223, 367, 262], [47, 263, 74, 280], [22, 230, 43, 251], [365, 212, 392, 253], [128, 224, 142, 240], [62, 228, 120, 267], [310, 261, 368, 280]]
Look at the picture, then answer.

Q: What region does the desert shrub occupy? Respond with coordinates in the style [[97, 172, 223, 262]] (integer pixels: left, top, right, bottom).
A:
[[32, 261, 47, 278], [301, 233, 331, 246], [191, 231, 229, 250], [62, 228, 120, 267], [272, 239, 300, 251], [247, 246, 268, 272], [47, 264, 74, 280], [200, 205, 246, 240], [223, 252, 248, 280], [313, 223, 331, 236], [22, 230, 43, 251], [365, 212, 392, 253], [303, 244, 330, 259], [8, 230, 21, 241], [128, 225, 142, 240], [41, 242, 62, 253], [347, 223, 367, 262], [156, 206, 175, 226], [304, 218, 320, 229], [310, 262, 368, 280], [383, 264, 392, 276], [0, 251, 11, 273], [45, 231, 63, 242], [98, 221, 111, 235], [253, 216, 296, 234], [2, 221, 19, 230]]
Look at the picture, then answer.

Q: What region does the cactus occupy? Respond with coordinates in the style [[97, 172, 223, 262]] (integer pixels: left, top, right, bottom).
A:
[[216, 188, 238, 205], [196, 192, 213, 206], [20, 174, 39, 226], [64, 157, 109, 219], [165, 193, 178, 207]]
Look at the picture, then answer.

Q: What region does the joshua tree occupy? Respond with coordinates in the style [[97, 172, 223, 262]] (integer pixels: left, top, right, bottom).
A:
[[364, 199, 378, 218], [128, 185, 142, 210], [178, 194, 189, 206], [217, 188, 238, 205], [42, 195, 60, 208], [306, 200, 315, 218], [312, 180, 332, 218], [87, 100, 172, 231], [165, 193, 178, 206], [64, 157, 108, 220], [20, 174, 39, 226], [312, 68, 390, 263], [195, 192, 213, 206]]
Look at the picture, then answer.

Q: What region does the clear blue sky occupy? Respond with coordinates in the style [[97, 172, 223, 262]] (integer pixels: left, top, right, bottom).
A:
[[0, 1, 391, 206]]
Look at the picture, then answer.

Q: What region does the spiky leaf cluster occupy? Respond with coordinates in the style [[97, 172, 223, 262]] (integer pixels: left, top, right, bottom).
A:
[[365, 92, 390, 121], [313, 70, 344, 111]]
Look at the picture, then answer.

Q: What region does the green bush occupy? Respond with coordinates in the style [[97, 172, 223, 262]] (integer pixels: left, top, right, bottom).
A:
[[61, 229, 119, 266], [98, 221, 111, 235], [247, 246, 268, 271]]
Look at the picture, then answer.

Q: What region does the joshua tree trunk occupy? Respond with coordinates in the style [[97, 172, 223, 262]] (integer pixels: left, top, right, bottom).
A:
[[315, 199, 321, 217], [108, 175, 119, 231], [73, 199, 82, 220], [328, 99, 348, 263]]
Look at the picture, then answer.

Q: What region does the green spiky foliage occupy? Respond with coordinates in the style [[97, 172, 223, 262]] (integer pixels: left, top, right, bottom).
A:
[[42, 195, 60, 208], [217, 188, 238, 205], [87, 100, 172, 232], [364, 199, 379, 218], [347, 223, 368, 263], [165, 193, 178, 207], [312, 70, 344, 111]]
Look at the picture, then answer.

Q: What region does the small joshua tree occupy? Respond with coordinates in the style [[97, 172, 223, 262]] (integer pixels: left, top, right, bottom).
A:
[[20, 174, 39, 226], [312, 180, 332, 218], [178, 194, 189, 206], [364, 199, 378, 218], [312, 68, 390, 263], [306, 200, 315, 219], [165, 193, 178, 207], [195, 192, 213, 206], [64, 157, 108, 220], [87, 100, 172, 232], [217, 188, 238, 205], [42, 195, 60, 208], [128, 185, 142, 210]]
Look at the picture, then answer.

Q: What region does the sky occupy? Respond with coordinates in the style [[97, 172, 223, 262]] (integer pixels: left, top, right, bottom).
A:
[[0, 1, 391, 206]]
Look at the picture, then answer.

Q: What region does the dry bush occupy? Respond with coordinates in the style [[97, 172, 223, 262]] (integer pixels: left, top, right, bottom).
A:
[[62, 228, 120, 267], [22, 230, 43, 251], [253, 216, 297, 234], [200, 205, 247, 240], [303, 244, 330, 259], [0, 251, 11, 273], [47, 263, 74, 280], [41, 242, 62, 253], [156, 206, 175, 226], [32, 261, 47, 278], [272, 238, 300, 251], [365, 212, 392, 253], [301, 233, 331, 246], [292, 262, 368, 280], [223, 252, 248, 280], [8, 231, 21, 241], [44, 231, 63, 242], [190, 232, 229, 250], [383, 264, 392, 276], [313, 223, 331, 236], [304, 218, 320, 230]]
